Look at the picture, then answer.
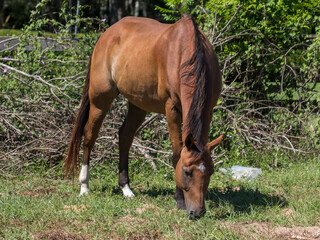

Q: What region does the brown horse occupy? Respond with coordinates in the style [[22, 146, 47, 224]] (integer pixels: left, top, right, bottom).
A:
[[65, 16, 223, 219]]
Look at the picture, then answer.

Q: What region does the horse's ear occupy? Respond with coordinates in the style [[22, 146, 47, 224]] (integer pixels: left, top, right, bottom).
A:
[[185, 134, 199, 152], [207, 134, 225, 153]]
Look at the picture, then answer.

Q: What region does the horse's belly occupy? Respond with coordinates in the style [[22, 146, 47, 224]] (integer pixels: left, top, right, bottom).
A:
[[116, 78, 166, 114], [122, 92, 166, 114]]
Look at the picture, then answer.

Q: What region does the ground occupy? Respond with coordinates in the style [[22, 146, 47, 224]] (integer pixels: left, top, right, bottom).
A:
[[0, 158, 319, 239]]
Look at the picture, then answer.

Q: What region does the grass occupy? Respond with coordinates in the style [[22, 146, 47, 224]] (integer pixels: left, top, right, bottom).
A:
[[0, 28, 101, 38], [0, 158, 319, 239], [0, 29, 61, 38], [0, 29, 23, 37]]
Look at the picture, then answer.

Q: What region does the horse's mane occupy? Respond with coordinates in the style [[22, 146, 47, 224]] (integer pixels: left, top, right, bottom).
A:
[[180, 18, 209, 147]]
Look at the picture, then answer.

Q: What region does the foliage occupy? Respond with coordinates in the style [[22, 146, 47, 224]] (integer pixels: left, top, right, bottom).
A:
[[0, 0, 109, 171], [0, 0, 166, 29], [155, 0, 201, 21]]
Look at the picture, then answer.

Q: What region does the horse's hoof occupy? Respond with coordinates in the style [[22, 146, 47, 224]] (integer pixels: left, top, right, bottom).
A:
[[79, 187, 89, 196], [121, 184, 135, 198]]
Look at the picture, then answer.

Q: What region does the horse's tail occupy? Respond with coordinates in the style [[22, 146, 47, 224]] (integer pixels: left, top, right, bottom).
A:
[[65, 57, 91, 176]]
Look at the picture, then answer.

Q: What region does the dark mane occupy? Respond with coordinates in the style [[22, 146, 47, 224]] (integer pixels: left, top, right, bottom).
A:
[[180, 18, 209, 146]]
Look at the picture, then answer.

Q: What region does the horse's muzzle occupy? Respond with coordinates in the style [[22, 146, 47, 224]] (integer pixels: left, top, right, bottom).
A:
[[188, 208, 206, 220]]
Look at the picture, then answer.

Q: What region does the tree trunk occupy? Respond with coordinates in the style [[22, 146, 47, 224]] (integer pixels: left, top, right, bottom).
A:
[[109, 0, 125, 25], [0, 0, 5, 28]]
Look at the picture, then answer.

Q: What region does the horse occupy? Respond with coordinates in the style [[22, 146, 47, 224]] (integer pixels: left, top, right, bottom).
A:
[[65, 16, 223, 219]]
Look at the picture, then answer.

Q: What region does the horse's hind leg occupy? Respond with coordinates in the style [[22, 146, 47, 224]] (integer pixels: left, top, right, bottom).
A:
[[79, 91, 118, 195], [118, 103, 146, 197]]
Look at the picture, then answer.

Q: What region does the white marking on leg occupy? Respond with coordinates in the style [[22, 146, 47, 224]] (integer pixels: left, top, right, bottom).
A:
[[198, 163, 206, 173], [121, 184, 134, 198], [79, 165, 89, 196]]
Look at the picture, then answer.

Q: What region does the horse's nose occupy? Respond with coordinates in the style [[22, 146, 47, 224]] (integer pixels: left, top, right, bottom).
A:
[[189, 210, 196, 220], [189, 209, 206, 220]]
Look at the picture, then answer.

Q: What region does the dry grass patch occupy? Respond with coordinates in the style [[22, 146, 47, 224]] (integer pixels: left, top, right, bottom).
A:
[[115, 214, 145, 227], [64, 205, 88, 213], [110, 214, 161, 239], [280, 208, 296, 217], [21, 186, 56, 198], [225, 221, 320, 240], [33, 229, 88, 240], [135, 204, 160, 215], [126, 230, 160, 240]]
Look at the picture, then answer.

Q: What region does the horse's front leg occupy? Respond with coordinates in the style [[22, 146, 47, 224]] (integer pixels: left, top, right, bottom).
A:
[[165, 100, 185, 210]]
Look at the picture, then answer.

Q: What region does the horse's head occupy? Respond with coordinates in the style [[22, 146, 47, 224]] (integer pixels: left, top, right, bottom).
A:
[[175, 134, 224, 219]]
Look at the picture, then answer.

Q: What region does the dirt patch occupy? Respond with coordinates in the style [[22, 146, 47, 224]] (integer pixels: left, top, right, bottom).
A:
[[110, 215, 160, 239], [225, 222, 320, 240], [136, 204, 160, 215], [21, 186, 56, 198], [280, 208, 296, 217], [64, 205, 88, 213], [11, 219, 24, 227], [116, 214, 145, 226], [127, 230, 160, 240], [33, 229, 87, 240]]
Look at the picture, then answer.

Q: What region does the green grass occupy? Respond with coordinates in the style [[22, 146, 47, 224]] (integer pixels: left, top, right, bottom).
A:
[[1, 158, 319, 239], [0, 28, 101, 38], [0, 29, 23, 37], [0, 29, 59, 38]]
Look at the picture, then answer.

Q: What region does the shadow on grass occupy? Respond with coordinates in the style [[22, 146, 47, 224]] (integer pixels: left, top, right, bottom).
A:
[[110, 185, 175, 197], [134, 185, 287, 218], [206, 187, 288, 218], [109, 182, 287, 218], [135, 186, 287, 211], [142, 187, 175, 198]]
